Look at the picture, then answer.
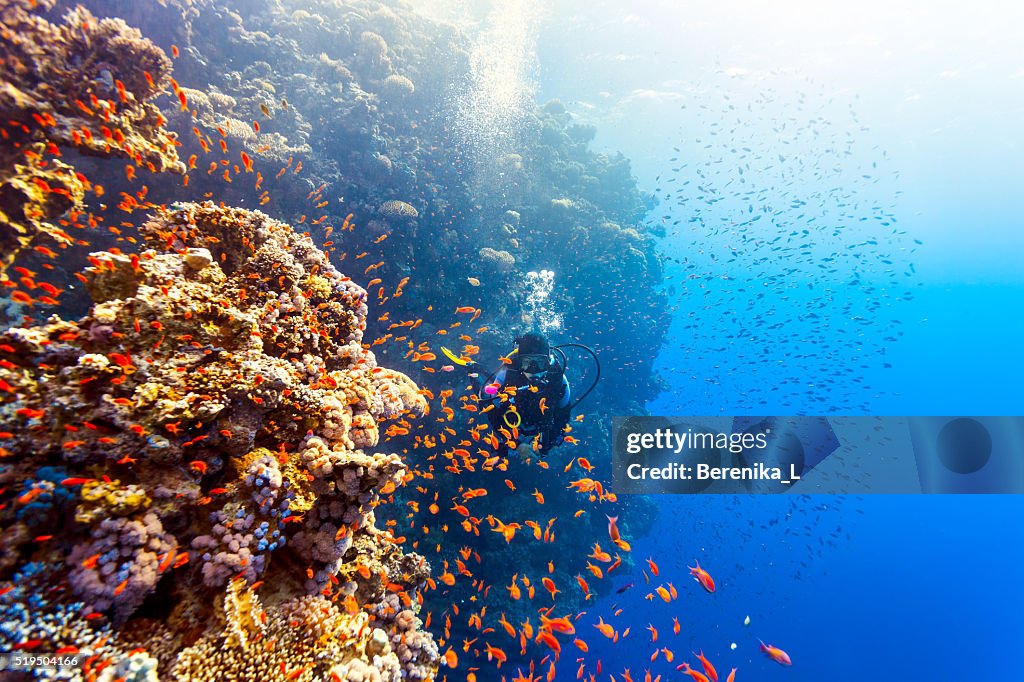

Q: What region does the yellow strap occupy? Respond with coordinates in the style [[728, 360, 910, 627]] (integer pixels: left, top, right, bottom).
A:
[[503, 408, 521, 429]]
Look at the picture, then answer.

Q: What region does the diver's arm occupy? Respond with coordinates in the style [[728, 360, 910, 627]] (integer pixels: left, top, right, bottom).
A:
[[479, 368, 508, 401]]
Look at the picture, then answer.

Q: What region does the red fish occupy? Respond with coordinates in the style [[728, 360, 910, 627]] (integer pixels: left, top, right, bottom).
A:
[[694, 650, 718, 681], [484, 643, 507, 667], [540, 614, 575, 635], [535, 630, 561, 658], [759, 641, 792, 666], [606, 514, 621, 542], [678, 663, 710, 682], [689, 559, 715, 593]]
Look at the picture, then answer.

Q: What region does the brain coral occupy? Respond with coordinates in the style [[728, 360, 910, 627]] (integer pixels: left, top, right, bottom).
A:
[[378, 199, 419, 220], [479, 247, 516, 273], [0, 203, 436, 679], [381, 74, 415, 97]]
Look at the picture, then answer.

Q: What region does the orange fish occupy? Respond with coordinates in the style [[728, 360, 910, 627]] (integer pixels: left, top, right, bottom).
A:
[[759, 641, 791, 666], [678, 663, 710, 682], [694, 650, 718, 682], [726, 669, 736, 682], [535, 630, 561, 658], [498, 612, 516, 638], [606, 514, 623, 542], [540, 614, 575, 635], [594, 617, 615, 639], [689, 560, 715, 593], [11, 291, 34, 306], [484, 643, 507, 667], [589, 543, 611, 563], [506, 575, 521, 600]]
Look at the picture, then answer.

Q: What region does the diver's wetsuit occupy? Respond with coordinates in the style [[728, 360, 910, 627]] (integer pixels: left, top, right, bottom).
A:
[[484, 364, 571, 456]]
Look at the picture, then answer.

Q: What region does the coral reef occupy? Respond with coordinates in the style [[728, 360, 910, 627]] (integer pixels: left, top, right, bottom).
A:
[[0, 0, 183, 268], [172, 578, 436, 682], [479, 247, 516, 274], [378, 199, 419, 221], [0, 203, 436, 679], [1, 0, 671, 676]]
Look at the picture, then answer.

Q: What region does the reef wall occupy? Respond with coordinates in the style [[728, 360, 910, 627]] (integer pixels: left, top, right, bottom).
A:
[[1, 0, 673, 677], [0, 0, 183, 269], [51, 0, 670, 412]]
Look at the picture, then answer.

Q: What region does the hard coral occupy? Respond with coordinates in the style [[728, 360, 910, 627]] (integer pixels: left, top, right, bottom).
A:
[[378, 199, 419, 220], [66, 512, 175, 623], [479, 246, 516, 274], [0, 203, 435, 678], [0, 0, 183, 268], [172, 577, 414, 682]]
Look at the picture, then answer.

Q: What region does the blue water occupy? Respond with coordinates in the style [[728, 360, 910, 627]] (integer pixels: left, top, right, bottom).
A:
[[528, 1, 1024, 678], [569, 496, 1023, 680]]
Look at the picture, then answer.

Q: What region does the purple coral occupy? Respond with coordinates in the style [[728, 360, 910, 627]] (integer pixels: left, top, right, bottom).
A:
[[66, 512, 175, 622], [191, 509, 272, 587]]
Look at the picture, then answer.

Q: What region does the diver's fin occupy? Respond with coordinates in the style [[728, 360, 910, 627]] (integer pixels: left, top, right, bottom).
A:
[[441, 346, 473, 366]]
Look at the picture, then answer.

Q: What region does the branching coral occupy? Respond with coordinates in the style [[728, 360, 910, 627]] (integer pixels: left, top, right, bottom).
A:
[[0, 0, 183, 268], [173, 578, 388, 681], [0, 203, 436, 679]]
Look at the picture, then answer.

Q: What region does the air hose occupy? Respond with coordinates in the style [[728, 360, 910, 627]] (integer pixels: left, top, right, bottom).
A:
[[553, 343, 600, 410]]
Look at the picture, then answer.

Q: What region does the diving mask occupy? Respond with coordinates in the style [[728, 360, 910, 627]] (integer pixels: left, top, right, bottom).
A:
[[519, 353, 549, 376]]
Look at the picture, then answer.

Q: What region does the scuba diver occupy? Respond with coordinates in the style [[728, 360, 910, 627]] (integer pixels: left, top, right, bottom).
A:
[[442, 332, 600, 457], [483, 332, 571, 456]]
